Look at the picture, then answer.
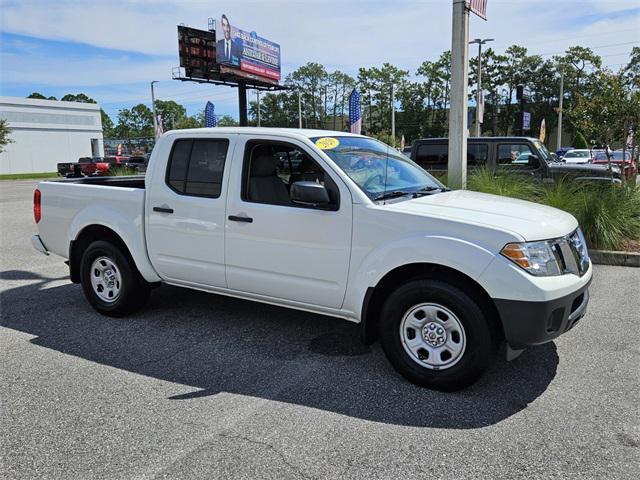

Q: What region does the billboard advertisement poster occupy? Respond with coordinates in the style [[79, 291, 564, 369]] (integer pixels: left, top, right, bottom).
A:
[[216, 14, 281, 81]]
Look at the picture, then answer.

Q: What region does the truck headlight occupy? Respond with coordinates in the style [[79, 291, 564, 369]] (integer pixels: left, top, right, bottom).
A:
[[501, 240, 562, 276]]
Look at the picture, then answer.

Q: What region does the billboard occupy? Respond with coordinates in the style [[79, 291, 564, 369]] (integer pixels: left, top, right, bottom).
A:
[[178, 26, 217, 77], [216, 14, 281, 81]]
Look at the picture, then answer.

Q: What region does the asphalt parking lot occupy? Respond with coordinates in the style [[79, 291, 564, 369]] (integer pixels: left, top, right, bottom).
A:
[[1, 179, 639, 479]]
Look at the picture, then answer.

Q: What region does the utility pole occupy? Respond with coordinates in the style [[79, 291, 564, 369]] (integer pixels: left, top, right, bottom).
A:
[[447, 0, 470, 189], [256, 90, 261, 127], [469, 38, 493, 137], [150, 81, 159, 139], [557, 68, 564, 151], [391, 83, 396, 146], [298, 90, 302, 129], [368, 89, 373, 132]]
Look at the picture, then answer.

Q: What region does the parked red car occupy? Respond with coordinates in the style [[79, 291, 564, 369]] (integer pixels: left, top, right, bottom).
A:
[[591, 151, 637, 179]]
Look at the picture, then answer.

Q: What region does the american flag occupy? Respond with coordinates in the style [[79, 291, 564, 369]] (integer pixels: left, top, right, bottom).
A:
[[204, 101, 217, 127], [468, 0, 488, 20], [349, 89, 362, 134], [155, 114, 163, 139]]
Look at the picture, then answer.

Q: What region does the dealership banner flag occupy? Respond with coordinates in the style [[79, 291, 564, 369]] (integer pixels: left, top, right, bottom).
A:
[[205, 101, 217, 127], [155, 114, 164, 139], [349, 89, 362, 135], [540, 118, 546, 143]]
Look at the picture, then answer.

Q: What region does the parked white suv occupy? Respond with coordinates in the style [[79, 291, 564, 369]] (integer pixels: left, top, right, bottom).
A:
[[32, 128, 592, 390]]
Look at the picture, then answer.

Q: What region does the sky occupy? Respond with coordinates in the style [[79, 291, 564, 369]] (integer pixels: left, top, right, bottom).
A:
[[1, 0, 639, 121]]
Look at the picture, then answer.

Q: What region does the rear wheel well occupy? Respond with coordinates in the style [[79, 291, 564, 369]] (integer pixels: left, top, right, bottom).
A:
[[361, 263, 504, 345], [69, 225, 136, 284]]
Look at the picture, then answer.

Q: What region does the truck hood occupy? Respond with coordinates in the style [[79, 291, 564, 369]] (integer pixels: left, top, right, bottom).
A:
[[385, 190, 578, 241]]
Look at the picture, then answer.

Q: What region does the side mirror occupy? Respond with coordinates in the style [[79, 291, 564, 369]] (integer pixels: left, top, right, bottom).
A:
[[290, 181, 330, 206], [528, 154, 539, 167]]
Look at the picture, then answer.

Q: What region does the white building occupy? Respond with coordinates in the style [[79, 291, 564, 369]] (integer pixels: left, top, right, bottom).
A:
[[0, 96, 104, 174]]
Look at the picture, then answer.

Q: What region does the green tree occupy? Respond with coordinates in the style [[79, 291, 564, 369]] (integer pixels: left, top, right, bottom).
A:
[[567, 70, 638, 151], [286, 62, 329, 128], [101, 109, 115, 138], [357, 63, 409, 134], [573, 131, 589, 149], [217, 115, 239, 127], [0, 119, 13, 153], [623, 46, 640, 89], [154, 100, 187, 130], [60, 93, 97, 103], [174, 115, 202, 129], [27, 92, 46, 99], [115, 104, 154, 140]]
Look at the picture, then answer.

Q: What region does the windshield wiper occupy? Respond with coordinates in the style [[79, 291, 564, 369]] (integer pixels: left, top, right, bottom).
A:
[[413, 186, 450, 196], [373, 190, 413, 201]]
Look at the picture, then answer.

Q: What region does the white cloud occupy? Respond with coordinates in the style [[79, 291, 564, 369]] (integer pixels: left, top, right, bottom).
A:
[[2, 0, 636, 73], [1, 0, 638, 118]]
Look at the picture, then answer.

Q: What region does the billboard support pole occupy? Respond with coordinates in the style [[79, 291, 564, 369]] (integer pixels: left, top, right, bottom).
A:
[[447, 0, 470, 189], [238, 81, 248, 126]]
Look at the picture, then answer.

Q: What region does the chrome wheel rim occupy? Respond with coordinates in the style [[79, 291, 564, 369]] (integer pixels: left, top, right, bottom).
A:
[[89, 256, 122, 303], [399, 303, 466, 370]]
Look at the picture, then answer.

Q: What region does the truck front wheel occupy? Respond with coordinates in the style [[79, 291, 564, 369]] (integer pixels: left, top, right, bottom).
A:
[[80, 240, 150, 317], [379, 279, 493, 391]]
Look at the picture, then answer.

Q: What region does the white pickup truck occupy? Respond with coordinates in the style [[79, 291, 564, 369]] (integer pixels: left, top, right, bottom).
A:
[[32, 128, 592, 390]]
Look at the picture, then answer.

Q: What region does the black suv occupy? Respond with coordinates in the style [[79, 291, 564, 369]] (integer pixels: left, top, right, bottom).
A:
[[410, 137, 620, 183]]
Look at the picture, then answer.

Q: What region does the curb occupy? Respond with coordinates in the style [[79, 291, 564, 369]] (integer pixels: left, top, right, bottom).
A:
[[590, 250, 640, 267]]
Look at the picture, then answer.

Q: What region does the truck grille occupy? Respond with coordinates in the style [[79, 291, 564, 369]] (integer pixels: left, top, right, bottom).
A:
[[554, 229, 590, 276]]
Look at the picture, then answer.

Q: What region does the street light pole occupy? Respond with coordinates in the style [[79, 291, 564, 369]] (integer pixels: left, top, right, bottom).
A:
[[557, 68, 564, 151], [150, 81, 159, 138], [256, 90, 261, 127], [298, 90, 302, 128], [469, 38, 493, 137]]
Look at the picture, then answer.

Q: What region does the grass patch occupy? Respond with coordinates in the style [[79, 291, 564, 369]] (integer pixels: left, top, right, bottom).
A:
[[0, 172, 58, 180], [108, 166, 137, 176], [461, 168, 640, 250]]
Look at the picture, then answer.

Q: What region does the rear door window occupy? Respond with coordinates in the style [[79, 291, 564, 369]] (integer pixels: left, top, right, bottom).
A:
[[467, 144, 488, 167], [414, 143, 448, 169], [497, 143, 538, 170], [166, 138, 229, 198]]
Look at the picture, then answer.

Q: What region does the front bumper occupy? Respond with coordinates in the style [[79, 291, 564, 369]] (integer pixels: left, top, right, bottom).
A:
[[494, 276, 592, 349]]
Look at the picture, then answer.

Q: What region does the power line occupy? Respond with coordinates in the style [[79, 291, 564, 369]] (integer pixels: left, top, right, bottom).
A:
[[534, 41, 638, 57]]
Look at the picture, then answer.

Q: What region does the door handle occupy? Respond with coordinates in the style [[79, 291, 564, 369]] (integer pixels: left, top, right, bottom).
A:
[[228, 215, 253, 223], [153, 206, 174, 214]]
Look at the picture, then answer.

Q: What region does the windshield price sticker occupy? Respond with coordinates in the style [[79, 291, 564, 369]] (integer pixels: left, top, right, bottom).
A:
[[315, 137, 340, 150]]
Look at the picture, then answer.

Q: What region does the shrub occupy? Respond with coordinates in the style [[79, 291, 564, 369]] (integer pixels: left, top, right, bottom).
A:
[[572, 184, 640, 250], [466, 167, 538, 200], [573, 131, 589, 149], [464, 168, 640, 250]]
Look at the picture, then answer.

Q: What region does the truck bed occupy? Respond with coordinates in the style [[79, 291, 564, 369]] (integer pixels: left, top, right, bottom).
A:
[[50, 175, 146, 189], [37, 176, 147, 260]]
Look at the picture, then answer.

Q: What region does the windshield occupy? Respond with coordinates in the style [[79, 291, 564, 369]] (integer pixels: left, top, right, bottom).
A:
[[565, 151, 591, 158], [311, 136, 444, 200], [594, 152, 631, 161], [533, 140, 551, 163]]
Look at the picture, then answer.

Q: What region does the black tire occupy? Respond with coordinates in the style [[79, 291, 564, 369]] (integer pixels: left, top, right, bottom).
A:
[[379, 279, 493, 391], [80, 240, 150, 317]]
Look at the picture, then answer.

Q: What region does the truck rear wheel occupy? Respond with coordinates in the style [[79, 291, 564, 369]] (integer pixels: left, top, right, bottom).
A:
[[80, 240, 150, 317], [379, 279, 493, 391]]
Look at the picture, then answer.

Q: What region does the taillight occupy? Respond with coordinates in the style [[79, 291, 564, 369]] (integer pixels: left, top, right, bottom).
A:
[[33, 188, 42, 223]]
